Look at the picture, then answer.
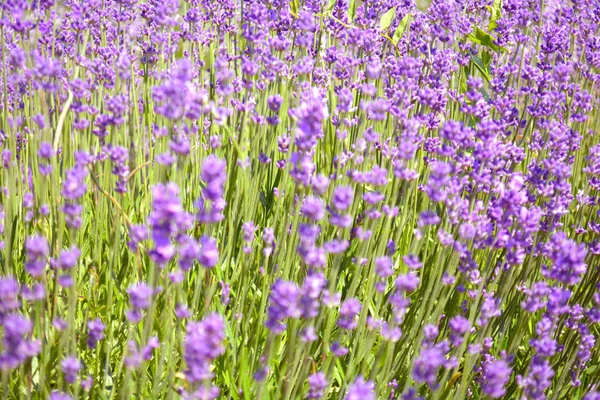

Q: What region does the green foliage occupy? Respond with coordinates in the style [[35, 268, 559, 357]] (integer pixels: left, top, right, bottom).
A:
[[347, 0, 356, 22], [392, 13, 411, 45], [467, 26, 507, 53], [379, 7, 396, 32], [290, 0, 300, 18]]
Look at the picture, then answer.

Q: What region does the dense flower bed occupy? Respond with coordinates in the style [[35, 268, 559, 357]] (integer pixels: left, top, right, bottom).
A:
[[1, 0, 600, 398]]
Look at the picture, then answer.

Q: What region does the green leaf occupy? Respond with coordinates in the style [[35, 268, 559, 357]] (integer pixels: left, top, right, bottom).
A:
[[481, 49, 492, 68], [487, 0, 502, 31], [334, 359, 346, 382], [470, 54, 491, 82], [416, 0, 431, 11], [175, 41, 184, 59], [379, 7, 396, 31], [325, 0, 337, 14], [462, 60, 490, 100], [467, 26, 507, 53], [392, 13, 411, 44], [290, 0, 300, 18], [348, 0, 356, 22], [584, 365, 599, 376]]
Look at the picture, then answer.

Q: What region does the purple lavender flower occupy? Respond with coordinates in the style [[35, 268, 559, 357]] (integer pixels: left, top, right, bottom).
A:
[[413, 342, 449, 388], [266, 280, 302, 334], [198, 236, 219, 268], [449, 315, 470, 346], [184, 313, 225, 383], [87, 318, 106, 349], [403, 254, 423, 270], [267, 94, 283, 112], [331, 341, 349, 357], [300, 273, 326, 319], [178, 238, 201, 271], [107, 145, 130, 193], [0, 314, 40, 370], [337, 298, 361, 330], [519, 356, 555, 400], [375, 256, 393, 278], [82, 376, 93, 391], [61, 356, 81, 384], [126, 283, 154, 323], [262, 227, 275, 256], [543, 233, 587, 285], [56, 246, 80, 270], [423, 324, 439, 343], [126, 337, 160, 369], [50, 392, 73, 400], [242, 221, 256, 253], [148, 183, 191, 266], [481, 359, 512, 398], [25, 235, 49, 277], [332, 186, 354, 211], [0, 277, 20, 316], [200, 155, 227, 202], [346, 376, 375, 400], [307, 372, 327, 399], [152, 59, 197, 120], [61, 166, 88, 200], [302, 196, 325, 221], [395, 273, 420, 293]]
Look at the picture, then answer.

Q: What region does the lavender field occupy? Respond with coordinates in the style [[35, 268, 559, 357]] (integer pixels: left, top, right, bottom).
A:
[[1, 0, 600, 398]]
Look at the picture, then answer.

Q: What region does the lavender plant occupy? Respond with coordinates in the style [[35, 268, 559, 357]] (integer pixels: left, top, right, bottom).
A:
[[1, 0, 600, 399]]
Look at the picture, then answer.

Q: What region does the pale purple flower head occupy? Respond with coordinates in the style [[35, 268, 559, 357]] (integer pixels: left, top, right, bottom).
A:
[[61, 356, 81, 384], [346, 376, 375, 400], [338, 298, 361, 330], [412, 342, 449, 388], [126, 283, 154, 323], [302, 196, 325, 221], [375, 256, 393, 278], [449, 315, 470, 346], [125, 337, 160, 369], [50, 392, 73, 400], [25, 235, 49, 277], [201, 156, 227, 202], [56, 246, 80, 270], [184, 313, 225, 383], [199, 236, 219, 268], [0, 277, 20, 315], [395, 273, 420, 293], [482, 359, 512, 398], [544, 232, 587, 285], [0, 314, 40, 370], [332, 186, 354, 211], [307, 372, 327, 399], [266, 280, 302, 334], [87, 318, 106, 349]]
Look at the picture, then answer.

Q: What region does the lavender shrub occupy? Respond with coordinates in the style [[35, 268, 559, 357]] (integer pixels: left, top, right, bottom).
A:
[[1, 0, 600, 398]]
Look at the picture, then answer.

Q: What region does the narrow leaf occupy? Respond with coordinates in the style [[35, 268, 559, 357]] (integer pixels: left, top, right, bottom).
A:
[[379, 7, 396, 31], [467, 26, 507, 53], [325, 0, 337, 14], [481, 49, 492, 68], [487, 0, 502, 31], [392, 13, 411, 44], [348, 0, 356, 23], [290, 0, 300, 18], [470, 54, 491, 82], [416, 0, 431, 11]]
